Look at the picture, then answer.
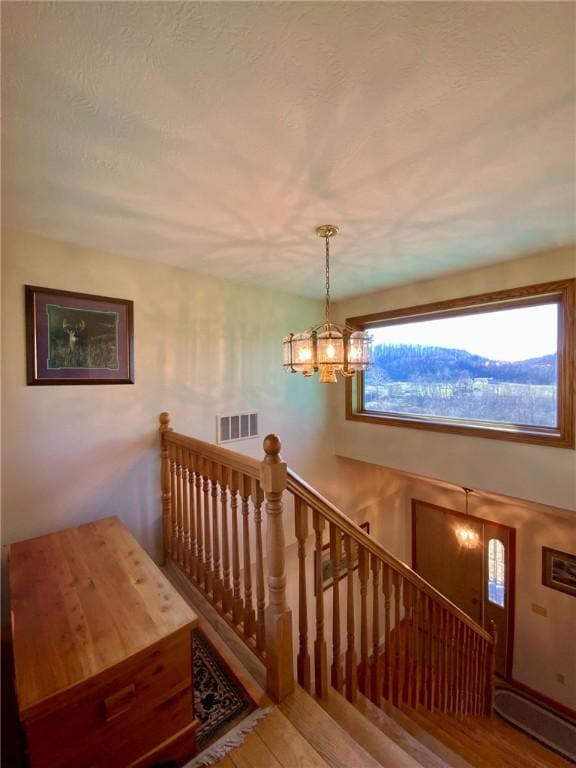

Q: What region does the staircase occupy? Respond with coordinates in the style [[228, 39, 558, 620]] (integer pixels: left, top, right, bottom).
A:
[[158, 415, 570, 768]]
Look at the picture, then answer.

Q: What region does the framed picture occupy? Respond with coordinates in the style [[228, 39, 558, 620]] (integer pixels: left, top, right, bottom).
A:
[[542, 547, 576, 597], [315, 521, 370, 593], [25, 285, 134, 385]]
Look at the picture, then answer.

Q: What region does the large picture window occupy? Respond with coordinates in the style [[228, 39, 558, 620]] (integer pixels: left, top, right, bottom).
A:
[[346, 280, 574, 447]]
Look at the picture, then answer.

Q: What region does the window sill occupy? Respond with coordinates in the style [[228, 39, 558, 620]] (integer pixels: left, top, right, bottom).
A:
[[345, 408, 574, 448]]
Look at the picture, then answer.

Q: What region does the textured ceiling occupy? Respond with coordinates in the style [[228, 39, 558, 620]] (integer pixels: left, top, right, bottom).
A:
[[3, 2, 575, 299]]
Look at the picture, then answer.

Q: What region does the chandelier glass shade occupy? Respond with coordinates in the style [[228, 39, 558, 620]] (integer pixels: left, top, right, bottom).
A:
[[283, 226, 372, 382]]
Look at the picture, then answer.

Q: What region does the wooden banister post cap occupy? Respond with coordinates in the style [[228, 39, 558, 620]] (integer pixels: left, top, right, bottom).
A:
[[263, 434, 282, 462], [260, 434, 287, 492], [159, 412, 171, 432]]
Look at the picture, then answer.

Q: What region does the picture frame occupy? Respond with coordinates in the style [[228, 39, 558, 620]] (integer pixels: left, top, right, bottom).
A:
[[542, 547, 576, 597], [315, 521, 370, 593], [25, 285, 134, 385]]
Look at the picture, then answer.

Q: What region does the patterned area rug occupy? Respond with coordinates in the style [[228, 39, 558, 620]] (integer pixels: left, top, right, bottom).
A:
[[494, 688, 576, 762], [193, 629, 255, 748]]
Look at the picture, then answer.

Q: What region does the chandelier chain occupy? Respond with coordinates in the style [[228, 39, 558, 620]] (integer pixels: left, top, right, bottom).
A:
[[324, 235, 331, 324]]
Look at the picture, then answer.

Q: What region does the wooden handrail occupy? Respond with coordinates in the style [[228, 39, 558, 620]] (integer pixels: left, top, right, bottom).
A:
[[287, 468, 493, 644], [164, 430, 261, 478]]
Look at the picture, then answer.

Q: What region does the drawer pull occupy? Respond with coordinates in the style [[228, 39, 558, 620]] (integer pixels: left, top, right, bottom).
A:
[[103, 683, 136, 721]]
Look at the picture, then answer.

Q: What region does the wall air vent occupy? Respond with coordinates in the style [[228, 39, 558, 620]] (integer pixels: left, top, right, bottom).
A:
[[217, 412, 259, 444]]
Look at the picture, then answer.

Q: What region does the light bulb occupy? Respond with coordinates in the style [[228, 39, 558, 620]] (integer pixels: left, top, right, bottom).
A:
[[298, 348, 312, 362], [327, 344, 335, 359], [454, 526, 479, 549]]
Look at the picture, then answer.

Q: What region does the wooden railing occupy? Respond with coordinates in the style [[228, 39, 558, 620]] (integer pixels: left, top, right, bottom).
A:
[[159, 413, 293, 701], [159, 414, 495, 716], [287, 471, 496, 717]]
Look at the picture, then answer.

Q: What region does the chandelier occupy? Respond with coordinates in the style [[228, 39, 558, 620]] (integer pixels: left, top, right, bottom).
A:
[[283, 225, 372, 383]]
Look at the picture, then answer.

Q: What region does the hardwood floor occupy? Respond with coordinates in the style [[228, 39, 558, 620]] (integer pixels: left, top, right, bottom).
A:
[[399, 705, 573, 768]]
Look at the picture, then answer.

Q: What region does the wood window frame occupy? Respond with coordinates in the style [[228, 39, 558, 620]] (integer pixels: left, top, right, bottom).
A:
[[346, 279, 575, 448]]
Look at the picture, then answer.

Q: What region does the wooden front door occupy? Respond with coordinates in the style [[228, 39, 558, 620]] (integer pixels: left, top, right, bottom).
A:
[[412, 499, 514, 678]]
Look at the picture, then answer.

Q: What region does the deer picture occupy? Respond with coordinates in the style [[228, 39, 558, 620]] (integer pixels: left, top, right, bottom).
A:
[[62, 318, 86, 354]]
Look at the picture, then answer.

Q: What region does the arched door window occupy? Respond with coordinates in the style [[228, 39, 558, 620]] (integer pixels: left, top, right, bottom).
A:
[[488, 538, 505, 607]]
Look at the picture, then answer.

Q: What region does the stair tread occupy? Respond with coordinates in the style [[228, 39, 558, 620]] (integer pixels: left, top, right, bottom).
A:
[[354, 692, 471, 768], [279, 685, 384, 768], [320, 687, 455, 768], [256, 708, 333, 768], [217, 708, 333, 768]]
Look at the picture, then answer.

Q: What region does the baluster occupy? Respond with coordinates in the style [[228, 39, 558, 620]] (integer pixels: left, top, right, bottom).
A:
[[187, 451, 198, 581], [470, 630, 478, 716], [415, 588, 423, 708], [175, 445, 184, 566], [478, 636, 487, 714], [159, 413, 172, 564], [427, 598, 433, 710], [464, 628, 472, 715], [412, 586, 420, 709], [202, 461, 213, 595], [460, 623, 468, 716], [241, 474, 255, 638], [170, 444, 178, 562], [473, 633, 481, 715], [230, 472, 243, 625], [382, 564, 392, 702], [345, 534, 358, 703], [294, 497, 311, 691], [220, 468, 232, 613], [194, 453, 204, 586], [211, 465, 222, 603], [456, 620, 464, 715], [426, 596, 434, 710], [449, 614, 457, 714], [313, 510, 328, 698], [403, 581, 413, 707], [485, 621, 497, 715], [469, 632, 476, 715], [453, 619, 460, 715], [330, 522, 343, 693], [358, 546, 369, 696], [440, 608, 448, 713], [182, 450, 191, 574], [251, 479, 266, 652], [422, 596, 430, 710], [430, 600, 437, 711], [391, 571, 401, 707], [370, 555, 382, 704]]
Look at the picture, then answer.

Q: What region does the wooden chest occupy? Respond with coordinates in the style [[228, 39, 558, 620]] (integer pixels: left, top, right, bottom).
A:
[[9, 516, 198, 768]]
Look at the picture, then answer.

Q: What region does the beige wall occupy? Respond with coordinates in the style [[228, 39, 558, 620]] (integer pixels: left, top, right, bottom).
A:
[[331, 245, 576, 510], [1, 229, 335, 561]]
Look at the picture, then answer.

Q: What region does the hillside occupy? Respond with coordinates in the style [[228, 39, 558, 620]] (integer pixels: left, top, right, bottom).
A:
[[370, 345, 557, 385]]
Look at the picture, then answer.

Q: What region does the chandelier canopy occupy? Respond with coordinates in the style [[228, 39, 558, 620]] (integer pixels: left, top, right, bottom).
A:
[[283, 225, 372, 383]]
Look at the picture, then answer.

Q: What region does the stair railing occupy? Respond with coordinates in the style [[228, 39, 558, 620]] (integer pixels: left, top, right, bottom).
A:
[[159, 413, 294, 702], [159, 414, 495, 715], [287, 470, 496, 716]]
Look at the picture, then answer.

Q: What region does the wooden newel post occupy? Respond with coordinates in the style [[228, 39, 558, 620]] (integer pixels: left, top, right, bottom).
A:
[[484, 620, 497, 715], [159, 412, 173, 565], [260, 434, 294, 702]]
